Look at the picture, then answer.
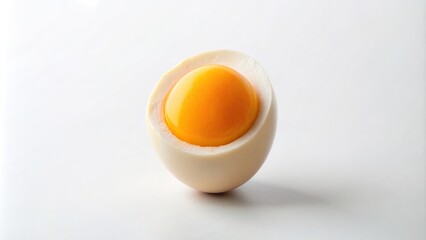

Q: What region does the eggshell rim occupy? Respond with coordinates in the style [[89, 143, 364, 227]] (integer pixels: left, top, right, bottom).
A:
[[146, 49, 272, 156]]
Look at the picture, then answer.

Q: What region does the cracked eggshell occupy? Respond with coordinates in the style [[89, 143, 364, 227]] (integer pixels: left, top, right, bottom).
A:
[[146, 50, 277, 193]]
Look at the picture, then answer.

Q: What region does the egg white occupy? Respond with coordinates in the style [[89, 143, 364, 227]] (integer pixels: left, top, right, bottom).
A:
[[146, 50, 277, 193]]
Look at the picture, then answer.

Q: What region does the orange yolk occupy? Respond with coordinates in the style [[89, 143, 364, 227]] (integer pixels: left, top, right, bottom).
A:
[[164, 65, 259, 147]]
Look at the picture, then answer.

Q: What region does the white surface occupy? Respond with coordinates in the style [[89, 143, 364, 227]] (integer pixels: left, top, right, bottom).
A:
[[1, 0, 425, 239]]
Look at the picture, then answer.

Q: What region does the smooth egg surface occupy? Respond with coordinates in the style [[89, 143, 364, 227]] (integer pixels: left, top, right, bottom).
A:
[[147, 50, 276, 193]]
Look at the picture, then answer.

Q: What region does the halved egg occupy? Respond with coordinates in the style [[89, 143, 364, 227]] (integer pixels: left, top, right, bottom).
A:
[[146, 50, 277, 193]]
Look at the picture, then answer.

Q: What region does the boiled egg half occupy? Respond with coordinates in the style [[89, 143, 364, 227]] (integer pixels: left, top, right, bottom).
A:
[[146, 50, 276, 193]]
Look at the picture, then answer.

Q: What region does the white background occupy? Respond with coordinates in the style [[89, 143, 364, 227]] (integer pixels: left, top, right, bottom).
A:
[[1, 0, 425, 239]]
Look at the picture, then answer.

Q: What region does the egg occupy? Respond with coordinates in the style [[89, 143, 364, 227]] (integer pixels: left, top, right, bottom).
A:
[[146, 50, 277, 193]]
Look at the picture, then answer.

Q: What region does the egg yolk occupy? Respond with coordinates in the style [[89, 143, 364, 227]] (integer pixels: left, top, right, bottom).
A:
[[164, 65, 259, 147]]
